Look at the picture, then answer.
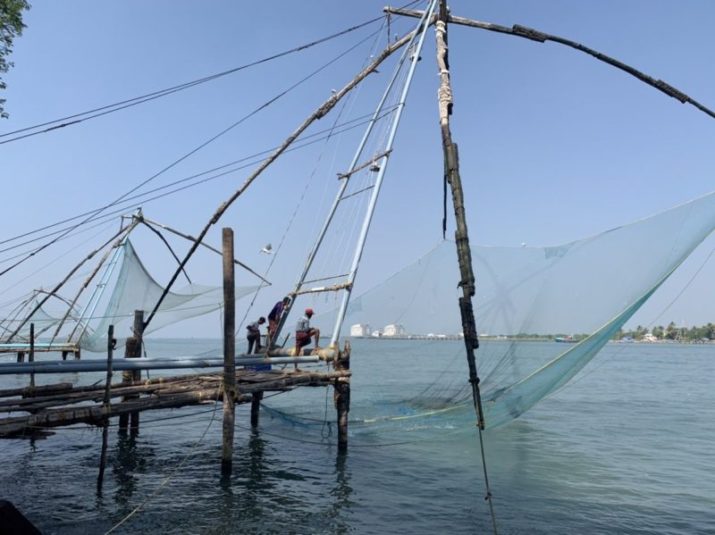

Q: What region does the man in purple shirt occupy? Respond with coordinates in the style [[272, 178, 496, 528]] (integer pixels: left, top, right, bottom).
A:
[[267, 296, 290, 347]]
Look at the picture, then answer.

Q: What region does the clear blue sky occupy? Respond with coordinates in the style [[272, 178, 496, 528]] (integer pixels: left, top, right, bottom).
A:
[[1, 0, 714, 339]]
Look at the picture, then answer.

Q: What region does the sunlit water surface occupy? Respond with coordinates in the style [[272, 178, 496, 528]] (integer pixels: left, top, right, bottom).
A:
[[1, 339, 713, 534]]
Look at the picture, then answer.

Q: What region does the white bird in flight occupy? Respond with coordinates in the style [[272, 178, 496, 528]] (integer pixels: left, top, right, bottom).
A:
[[260, 243, 273, 255]]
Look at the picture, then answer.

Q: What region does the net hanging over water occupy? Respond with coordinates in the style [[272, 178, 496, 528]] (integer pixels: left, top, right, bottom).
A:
[[323, 191, 715, 428], [79, 240, 258, 352]]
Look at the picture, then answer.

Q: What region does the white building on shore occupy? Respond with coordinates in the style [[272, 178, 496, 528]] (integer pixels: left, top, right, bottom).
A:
[[383, 324, 407, 337], [350, 323, 370, 337]]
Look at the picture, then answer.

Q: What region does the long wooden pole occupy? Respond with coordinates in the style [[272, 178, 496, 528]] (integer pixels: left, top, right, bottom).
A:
[[435, 3, 497, 531], [435, 2, 483, 429], [29, 324, 34, 389], [385, 6, 715, 120], [221, 228, 236, 476], [7, 222, 135, 343], [97, 324, 114, 491], [333, 341, 351, 453], [118, 311, 144, 433], [141, 217, 271, 285], [143, 30, 419, 332]]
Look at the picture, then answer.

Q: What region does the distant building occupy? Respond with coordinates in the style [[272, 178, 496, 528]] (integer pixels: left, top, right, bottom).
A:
[[371, 330, 383, 337], [383, 324, 406, 337], [350, 323, 370, 337]]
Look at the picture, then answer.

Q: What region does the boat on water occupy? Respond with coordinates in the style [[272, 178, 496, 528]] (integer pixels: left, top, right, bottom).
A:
[[554, 336, 577, 343]]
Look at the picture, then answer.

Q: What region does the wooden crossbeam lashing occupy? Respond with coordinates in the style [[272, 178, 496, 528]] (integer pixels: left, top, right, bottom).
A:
[[0, 369, 350, 438]]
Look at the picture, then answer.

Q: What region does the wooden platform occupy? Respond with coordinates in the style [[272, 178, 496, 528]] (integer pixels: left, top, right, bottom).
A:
[[0, 342, 81, 362], [0, 368, 350, 438]]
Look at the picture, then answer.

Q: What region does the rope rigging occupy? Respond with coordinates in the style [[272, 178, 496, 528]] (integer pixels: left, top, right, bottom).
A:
[[0, 10, 400, 146], [231, 22, 389, 340], [143, 28, 423, 332], [0, 26, 389, 281], [0, 105, 399, 253]]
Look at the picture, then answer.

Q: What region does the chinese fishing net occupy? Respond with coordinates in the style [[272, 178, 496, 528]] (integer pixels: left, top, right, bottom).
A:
[[77, 240, 258, 352], [296, 191, 715, 429]]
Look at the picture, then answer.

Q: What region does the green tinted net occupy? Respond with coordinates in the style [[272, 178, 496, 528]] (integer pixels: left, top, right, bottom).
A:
[[79, 240, 258, 352], [324, 191, 715, 428], [0, 301, 61, 342]]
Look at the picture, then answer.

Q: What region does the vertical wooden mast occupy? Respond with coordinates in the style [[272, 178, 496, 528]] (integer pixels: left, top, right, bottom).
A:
[[436, 4, 498, 531], [435, 1, 486, 430]]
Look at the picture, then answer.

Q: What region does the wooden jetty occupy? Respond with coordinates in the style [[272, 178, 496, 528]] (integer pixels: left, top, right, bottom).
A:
[[0, 367, 350, 438], [0, 226, 354, 488], [0, 342, 81, 362]]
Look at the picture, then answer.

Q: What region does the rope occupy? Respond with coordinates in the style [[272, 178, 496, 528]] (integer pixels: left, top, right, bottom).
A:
[[0, 25, 385, 282], [233, 24, 389, 338], [0, 106, 396, 253], [0, 13, 393, 145]]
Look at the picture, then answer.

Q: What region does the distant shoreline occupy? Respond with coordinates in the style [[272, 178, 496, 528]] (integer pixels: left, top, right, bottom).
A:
[[349, 335, 715, 344]]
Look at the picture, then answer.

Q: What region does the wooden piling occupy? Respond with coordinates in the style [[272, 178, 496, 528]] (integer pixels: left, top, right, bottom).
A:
[[333, 341, 351, 453], [250, 392, 263, 427], [29, 324, 35, 389], [97, 325, 114, 491], [221, 228, 236, 475], [118, 311, 144, 433]]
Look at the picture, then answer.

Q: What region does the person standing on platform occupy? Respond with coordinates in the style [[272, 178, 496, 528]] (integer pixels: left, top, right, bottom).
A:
[[267, 296, 290, 347], [294, 308, 320, 357], [246, 317, 266, 354]]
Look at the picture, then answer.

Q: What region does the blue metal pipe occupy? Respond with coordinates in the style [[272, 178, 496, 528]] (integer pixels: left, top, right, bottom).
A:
[[0, 355, 320, 375]]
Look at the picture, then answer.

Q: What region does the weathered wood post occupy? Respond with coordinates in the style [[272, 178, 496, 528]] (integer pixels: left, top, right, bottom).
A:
[[118, 310, 144, 433], [434, 2, 497, 529], [97, 324, 114, 491], [29, 323, 35, 389], [221, 227, 237, 475], [250, 392, 263, 427], [333, 341, 351, 453]]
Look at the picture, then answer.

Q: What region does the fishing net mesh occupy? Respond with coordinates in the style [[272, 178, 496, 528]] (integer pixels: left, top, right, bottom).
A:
[[79, 240, 257, 352], [317, 191, 715, 427]]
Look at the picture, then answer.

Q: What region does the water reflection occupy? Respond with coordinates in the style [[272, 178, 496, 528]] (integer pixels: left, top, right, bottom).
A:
[[327, 452, 354, 533], [111, 432, 153, 509], [230, 428, 271, 526]]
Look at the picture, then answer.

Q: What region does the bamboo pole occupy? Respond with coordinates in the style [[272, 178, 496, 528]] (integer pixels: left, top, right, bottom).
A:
[[434, 2, 483, 428], [221, 228, 236, 475], [142, 216, 271, 285], [250, 392, 262, 427], [0, 389, 251, 437], [333, 341, 351, 452], [385, 6, 715, 120], [97, 324, 114, 491], [6, 222, 135, 343], [129, 311, 143, 433], [434, 4, 497, 530], [0, 371, 350, 436], [0, 382, 73, 399], [143, 29, 419, 332], [29, 324, 34, 389], [118, 311, 144, 433], [51, 238, 119, 345], [0, 371, 350, 413]]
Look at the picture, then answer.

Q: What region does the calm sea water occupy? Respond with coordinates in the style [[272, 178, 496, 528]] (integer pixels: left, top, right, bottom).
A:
[[1, 339, 713, 534]]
